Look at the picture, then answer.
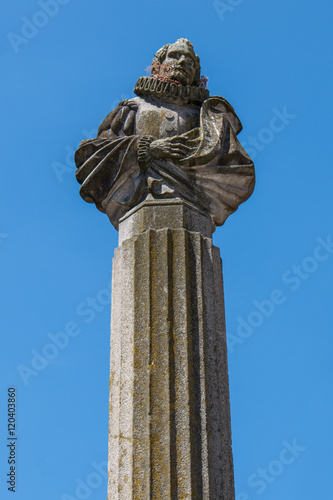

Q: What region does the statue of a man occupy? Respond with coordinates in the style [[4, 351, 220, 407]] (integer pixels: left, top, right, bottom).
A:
[[75, 38, 255, 229]]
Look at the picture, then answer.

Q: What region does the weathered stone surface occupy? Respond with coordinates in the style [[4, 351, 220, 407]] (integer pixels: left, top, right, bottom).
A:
[[108, 201, 234, 499], [118, 198, 212, 244]]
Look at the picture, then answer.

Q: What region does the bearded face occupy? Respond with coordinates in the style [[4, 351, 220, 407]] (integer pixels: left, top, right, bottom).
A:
[[152, 41, 199, 86]]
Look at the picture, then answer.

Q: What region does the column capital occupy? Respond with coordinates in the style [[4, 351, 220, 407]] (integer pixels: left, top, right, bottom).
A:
[[118, 198, 213, 245]]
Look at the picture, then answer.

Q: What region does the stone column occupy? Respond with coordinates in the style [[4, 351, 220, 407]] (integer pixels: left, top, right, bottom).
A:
[[108, 198, 235, 500]]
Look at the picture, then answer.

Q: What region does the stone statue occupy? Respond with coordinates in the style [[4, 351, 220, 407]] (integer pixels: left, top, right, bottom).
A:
[[75, 38, 255, 230]]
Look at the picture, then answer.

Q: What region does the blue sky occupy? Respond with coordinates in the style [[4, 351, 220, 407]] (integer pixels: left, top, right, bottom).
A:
[[1, 0, 332, 498]]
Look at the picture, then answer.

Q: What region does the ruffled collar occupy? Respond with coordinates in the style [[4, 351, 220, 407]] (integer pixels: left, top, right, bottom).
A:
[[134, 76, 209, 105]]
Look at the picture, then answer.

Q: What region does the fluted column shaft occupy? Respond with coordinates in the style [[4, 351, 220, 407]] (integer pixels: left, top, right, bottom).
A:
[[108, 200, 235, 500]]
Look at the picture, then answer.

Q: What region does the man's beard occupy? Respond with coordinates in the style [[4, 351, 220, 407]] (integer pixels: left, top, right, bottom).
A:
[[167, 66, 190, 85]]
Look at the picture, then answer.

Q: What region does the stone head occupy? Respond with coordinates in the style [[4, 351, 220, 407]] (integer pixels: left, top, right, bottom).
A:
[[151, 38, 201, 87]]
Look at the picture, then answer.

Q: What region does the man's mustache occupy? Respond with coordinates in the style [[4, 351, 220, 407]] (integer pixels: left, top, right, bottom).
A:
[[172, 65, 189, 74]]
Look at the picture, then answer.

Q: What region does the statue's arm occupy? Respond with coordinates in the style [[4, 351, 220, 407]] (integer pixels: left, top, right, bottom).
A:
[[76, 99, 199, 175]]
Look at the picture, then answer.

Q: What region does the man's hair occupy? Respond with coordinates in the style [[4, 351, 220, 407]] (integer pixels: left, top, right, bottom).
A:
[[152, 38, 201, 86]]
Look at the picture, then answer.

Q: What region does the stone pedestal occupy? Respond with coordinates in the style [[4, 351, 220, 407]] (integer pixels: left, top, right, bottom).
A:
[[108, 199, 235, 500]]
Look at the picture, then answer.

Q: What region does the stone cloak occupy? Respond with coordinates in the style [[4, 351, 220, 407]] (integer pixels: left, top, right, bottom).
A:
[[75, 94, 255, 229]]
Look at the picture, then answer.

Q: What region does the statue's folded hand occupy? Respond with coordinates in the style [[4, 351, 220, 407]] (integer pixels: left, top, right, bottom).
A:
[[149, 136, 198, 161]]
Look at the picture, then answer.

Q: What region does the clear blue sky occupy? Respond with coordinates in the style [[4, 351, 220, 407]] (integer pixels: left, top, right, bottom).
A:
[[1, 0, 332, 498]]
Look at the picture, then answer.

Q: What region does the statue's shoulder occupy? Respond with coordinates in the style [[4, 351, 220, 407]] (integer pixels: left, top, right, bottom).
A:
[[97, 99, 139, 137], [204, 96, 243, 135]]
